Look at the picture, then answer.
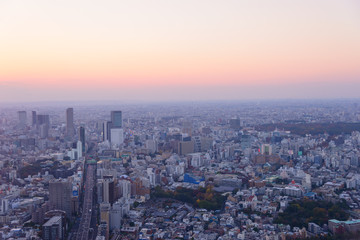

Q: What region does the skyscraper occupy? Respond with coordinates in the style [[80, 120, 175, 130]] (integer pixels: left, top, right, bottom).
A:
[[49, 179, 72, 217], [42, 216, 64, 240], [32, 111, 37, 126], [37, 114, 50, 138], [36, 114, 50, 127], [108, 111, 123, 146], [110, 111, 122, 128], [17, 111, 27, 127], [66, 108, 74, 137], [102, 121, 112, 141], [79, 126, 85, 153], [77, 141, 82, 159], [102, 176, 115, 204], [110, 128, 124, 146]]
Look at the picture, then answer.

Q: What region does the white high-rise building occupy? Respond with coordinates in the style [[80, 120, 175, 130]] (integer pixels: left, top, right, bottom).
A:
[[77, 141, 83, 159], [110, 201, 122, 231], [119, 178, 131, 199], [110, 128, 124, 146]]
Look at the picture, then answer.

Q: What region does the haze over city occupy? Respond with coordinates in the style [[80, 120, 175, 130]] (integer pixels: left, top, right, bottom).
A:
[[3, 1, 360, 240], [1, 0, 360, 102]]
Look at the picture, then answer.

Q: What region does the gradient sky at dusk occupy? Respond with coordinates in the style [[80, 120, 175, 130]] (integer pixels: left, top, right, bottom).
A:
[[1, 0, 360, 102]]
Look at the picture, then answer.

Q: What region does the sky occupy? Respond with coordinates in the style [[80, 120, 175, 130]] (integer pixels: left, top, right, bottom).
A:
[[0, 0, 360, 102]]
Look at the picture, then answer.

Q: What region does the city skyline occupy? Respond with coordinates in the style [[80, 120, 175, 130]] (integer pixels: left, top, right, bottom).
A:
[[1, 100, 360, 239], [1, 0, 360, 102]]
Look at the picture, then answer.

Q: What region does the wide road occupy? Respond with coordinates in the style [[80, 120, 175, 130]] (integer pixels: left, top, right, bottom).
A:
[[75, 164, 95, 240]]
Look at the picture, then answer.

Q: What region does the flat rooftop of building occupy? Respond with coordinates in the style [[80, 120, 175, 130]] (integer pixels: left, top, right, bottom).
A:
[[329, 219, 360, 225], [43, 216, 62, 226]]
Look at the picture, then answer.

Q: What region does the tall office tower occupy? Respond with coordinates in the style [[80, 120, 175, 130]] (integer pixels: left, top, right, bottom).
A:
[[110, 128, 124, 146], [49, 180, 72, 217], [36, 114, 50, 138], [178, 140, 195, 155], [96, 179, 104, 203], [42, 216, 64, 240], [102, 121, 111, 141], [39, 124, 49, 139], [18, 111, 27, 127], [66, 108, 74, 137], [102, 176, 115, 204], [110, 111, 122, 128], [79, 126, 85, 153], [32, 111, 37, 126], [102, 121, 107, 141], [36, 114, 50, 127], [119, 177, 131, 199], [110, 201, 122, 231], [76, 141, 83, 159]]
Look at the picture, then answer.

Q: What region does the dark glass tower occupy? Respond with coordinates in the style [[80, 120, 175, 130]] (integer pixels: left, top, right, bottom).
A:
[[66, 108, 74, 137], [110, 111, 122, 128], [32, 111, 37, 126], [79, 126, 85, 153]]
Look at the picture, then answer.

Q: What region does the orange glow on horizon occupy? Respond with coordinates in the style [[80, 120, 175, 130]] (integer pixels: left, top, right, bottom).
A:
[[0, 0, 359, 101]]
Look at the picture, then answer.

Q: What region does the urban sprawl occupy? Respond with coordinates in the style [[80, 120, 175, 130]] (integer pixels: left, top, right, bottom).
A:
[[0, 100, 360, 240]]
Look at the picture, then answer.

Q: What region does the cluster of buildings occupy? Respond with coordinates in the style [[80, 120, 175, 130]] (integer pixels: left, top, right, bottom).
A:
[[0, 100, 359, 239]]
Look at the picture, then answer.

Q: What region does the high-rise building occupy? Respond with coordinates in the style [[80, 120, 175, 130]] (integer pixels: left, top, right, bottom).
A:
[[39, 124, 49, 138], [110, 128, 124, 146], [102, 176, 115, 204], [49, 180, 72, 217], [102, 121, 111, 141], [37, 114, 50, 138], [32, 111, 37, 126], [37, 114, 50, 127], [110, 201, 122, 231], [17, 111, 27, 127], [76, 141, 82, 159], [42, 216, 64, 240], [79, 126, 85, 153], [119, 178, 131, 199], [103, 111, 123, 144], [66, 108, 74, 137], [178, 140, 194, 155], [110, 111, 122, 128]]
